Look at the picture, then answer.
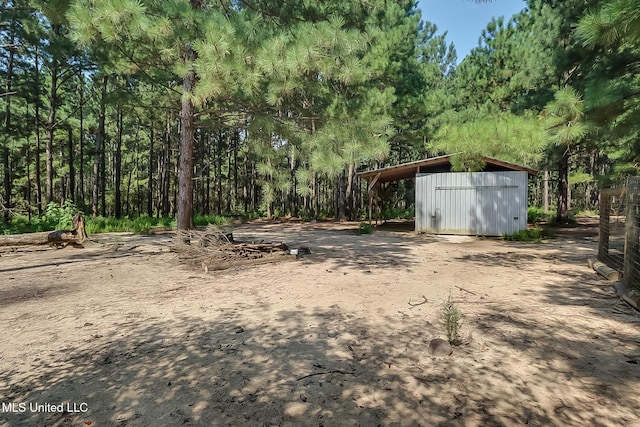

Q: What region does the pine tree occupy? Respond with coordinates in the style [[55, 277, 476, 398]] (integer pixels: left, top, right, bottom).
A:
[[577, 0, 640, 180], [543, 88, 589, 223]]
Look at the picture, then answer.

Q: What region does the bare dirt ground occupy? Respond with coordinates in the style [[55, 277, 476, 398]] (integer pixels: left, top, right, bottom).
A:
[[1, 218, 640, 426]]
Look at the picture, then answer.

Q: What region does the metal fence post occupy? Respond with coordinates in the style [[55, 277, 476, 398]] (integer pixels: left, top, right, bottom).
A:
[[624, 177, 640, 290], [599, 190, 610, 262]]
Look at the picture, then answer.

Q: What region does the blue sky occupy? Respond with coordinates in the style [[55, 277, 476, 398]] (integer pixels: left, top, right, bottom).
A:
[[417, 0, 527, 62]]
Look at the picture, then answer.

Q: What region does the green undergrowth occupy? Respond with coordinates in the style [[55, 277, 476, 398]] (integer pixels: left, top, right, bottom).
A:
[[358, 222, 373, 234], [504, 226, 548, 242], [85, 216, 176, 234], [1, 210, 231, 235], [86, 214, 231, 234], [527, 206, 555, 223]]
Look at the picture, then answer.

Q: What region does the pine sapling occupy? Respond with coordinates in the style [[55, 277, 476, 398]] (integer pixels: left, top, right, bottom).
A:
[[441, 294, 463, 345]]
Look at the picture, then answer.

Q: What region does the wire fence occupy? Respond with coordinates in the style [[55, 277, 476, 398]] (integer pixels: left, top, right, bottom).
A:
[[598, 177, 640, 290]]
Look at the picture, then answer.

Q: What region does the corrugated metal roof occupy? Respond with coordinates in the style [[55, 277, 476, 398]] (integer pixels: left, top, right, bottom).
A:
[[358, 154, 537, 183]]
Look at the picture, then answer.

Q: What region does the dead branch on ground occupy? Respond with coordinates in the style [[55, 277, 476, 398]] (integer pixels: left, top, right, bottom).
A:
[[172, 225, 294, 271], [408, 295, 428, 307], [296, 370, 356, 381], [455, 286, 476, 296]]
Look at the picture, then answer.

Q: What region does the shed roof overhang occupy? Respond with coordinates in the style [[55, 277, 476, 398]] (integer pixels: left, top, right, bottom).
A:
[[357, 154, 538, 184]]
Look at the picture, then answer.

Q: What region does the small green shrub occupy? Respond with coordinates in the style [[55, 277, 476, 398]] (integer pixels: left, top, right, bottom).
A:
[[45, 200, 79, 229], [358, 222, 373, 234], [504, 226, 545, 242], [441, 294, 463, 345], [527, 206, 554, 223]]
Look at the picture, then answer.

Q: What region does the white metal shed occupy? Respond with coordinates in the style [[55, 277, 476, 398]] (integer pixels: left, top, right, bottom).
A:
[[357, 154, 537, 236], [415, 171, 528, 236]]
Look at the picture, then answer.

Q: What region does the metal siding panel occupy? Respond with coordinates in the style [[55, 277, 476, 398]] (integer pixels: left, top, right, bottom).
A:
[[458, 180, 466, 234], [460, 174, 469, 233], [422, 174, 429, 232], [415, 175, 423, 232], [416, 171, 529, 235], [517, 172, 528, 233], [436, 174, 443, 232], [424, 174, 431, 232], [446, 174, 454, 232], [463, 173, 473, 234], [416, 174, 429, 233]]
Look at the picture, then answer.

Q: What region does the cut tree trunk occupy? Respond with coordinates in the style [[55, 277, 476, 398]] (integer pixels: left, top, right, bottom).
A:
[[0, 214, 87, 247]]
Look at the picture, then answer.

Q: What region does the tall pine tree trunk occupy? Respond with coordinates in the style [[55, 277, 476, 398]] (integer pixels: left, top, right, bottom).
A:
[[335, 171, 347, 221], [226, 133, 232, 214], [233, 132, 238, 214], [243, 153, 248, 214], [2, 26, 15, 221], [79, 74, 85, 208], [160, 115, 171, 217], [93, 75, 107, 218], [345, 163, 355, 220], [216, 131, 223, 215], [177, 43, 196, 230], [115, 101, 123, 218], [34, 45, 42, 215], [147, 124, 154, 216], [67, 127, 75, 203], [556, 148, 569, 223], [45, 24, 62, 206]]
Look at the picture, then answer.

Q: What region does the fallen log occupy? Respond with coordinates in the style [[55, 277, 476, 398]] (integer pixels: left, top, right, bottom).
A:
[[588, 259, 620, 282], [0, 213, 87, 247], [614, 281, 640, 311]]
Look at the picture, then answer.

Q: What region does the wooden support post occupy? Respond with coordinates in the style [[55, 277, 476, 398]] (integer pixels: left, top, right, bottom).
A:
[[367, 173, 381, 227], [543, 170, 549, 213], [368, 190, 373, 226]]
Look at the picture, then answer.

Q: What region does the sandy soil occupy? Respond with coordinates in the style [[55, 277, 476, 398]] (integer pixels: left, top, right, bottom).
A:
[[1, 218, 639, 426]]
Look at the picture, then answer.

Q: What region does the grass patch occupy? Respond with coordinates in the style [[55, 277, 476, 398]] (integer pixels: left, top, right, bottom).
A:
[[504, 226, 546, 242], [85, 216, 176, 234], [193, 214, 232, 227]]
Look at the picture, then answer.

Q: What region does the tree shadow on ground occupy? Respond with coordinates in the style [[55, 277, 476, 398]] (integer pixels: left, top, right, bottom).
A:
[[231, 222, 425, 271], [0, 237, 171, 275], [2, 300, 639, 426]]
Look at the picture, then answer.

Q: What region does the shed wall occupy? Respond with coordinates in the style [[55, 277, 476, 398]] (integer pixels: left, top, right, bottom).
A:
[[415, 172, 528, 236]]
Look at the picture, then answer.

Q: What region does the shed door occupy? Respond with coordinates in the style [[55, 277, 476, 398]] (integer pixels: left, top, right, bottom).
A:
[[475, 184, 521, 236]]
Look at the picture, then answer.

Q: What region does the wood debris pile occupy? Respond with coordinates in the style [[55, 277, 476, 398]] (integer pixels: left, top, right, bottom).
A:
[[172, 225, 294, 271]]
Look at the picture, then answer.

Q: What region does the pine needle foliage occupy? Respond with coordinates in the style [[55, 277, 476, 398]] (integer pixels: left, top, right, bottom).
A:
[[577, 0, 640, 49], [430, 112, 545, 171], [543, 88, 589, 148]]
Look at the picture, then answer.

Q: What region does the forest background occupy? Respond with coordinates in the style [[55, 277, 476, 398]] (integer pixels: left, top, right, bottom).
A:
[[1, 0, 638, 233]]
